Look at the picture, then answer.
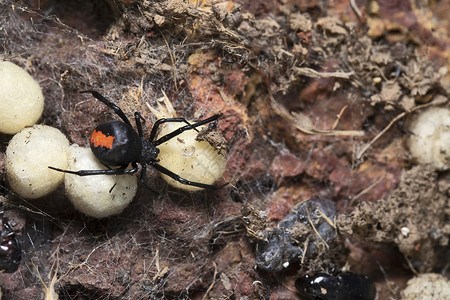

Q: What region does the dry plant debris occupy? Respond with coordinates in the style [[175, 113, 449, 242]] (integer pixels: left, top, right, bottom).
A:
[[338, 166, 450, 273], [0, 0, 449, 298]]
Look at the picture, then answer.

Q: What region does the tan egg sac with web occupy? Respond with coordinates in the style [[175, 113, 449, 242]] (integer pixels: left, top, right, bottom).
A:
[[156, 122, 227, 192], [6, 125, 69, 199], [0, 61, 44, 134], [406, 106, 450, 170], [64, 145, 138, 219], [147, 93, 227, 192]]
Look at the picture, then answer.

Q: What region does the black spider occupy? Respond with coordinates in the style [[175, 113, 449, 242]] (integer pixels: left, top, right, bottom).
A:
[[49, 90, 222, 190], [0, 210, 21, 273]]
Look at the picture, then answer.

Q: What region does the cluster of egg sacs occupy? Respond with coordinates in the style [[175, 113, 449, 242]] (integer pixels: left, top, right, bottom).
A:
[[1, 61, 225, 219]]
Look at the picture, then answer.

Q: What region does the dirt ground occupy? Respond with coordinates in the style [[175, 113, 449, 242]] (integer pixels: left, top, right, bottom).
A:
[[0, 0, 449, 299]]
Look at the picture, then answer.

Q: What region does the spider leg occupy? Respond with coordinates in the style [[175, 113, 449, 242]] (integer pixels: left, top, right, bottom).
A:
[[149, 117, 199, 141], [138, 164, 160, 194], [134, 112, 144, 137], [0, 210, 4, 229], [153, 163, 218, 190], [154, 114, 222, 145], [80, 90, 133, 126], [48, 163, 139, 176]]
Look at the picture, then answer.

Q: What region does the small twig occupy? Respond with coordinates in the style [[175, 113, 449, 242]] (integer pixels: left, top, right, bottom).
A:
[[153, 244, 161, 281], [301, 236, 310, 264], [377, 261, 398, 296], [306, 207, 329, 249], [160, 30, 178, 92], [355, 98, 447, 160], [202, 262, 218, 300], [375, 65, 389, 82], [356, 111, 406, 161], [152, 244, 169, 282], [317, 208, 336, 229], [218, 88, 232, 105], [404, 255, 419, 275], [332, 105, 348, 130], [271, 97, 364, 136], [350, 175, 386, 205], [69, 242, 105, 271], [294, 67, 354, 79], [146, 90, 177, 119], [350, 0, 363, 18]]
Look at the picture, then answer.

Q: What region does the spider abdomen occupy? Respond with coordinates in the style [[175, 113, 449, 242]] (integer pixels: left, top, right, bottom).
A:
[[90, 120, 142, 166]]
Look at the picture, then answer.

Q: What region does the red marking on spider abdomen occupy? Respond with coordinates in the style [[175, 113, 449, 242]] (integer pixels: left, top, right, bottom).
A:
[[90, 130, 115, 149]]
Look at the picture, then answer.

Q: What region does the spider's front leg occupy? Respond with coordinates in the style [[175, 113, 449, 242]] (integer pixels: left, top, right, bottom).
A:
[[154, 114, 222, 145], [149, 117, 201, 141]]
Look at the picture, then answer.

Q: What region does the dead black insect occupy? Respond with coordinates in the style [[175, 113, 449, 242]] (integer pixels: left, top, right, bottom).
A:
[[295, 272, 376, 300], [0, 210, 21, 273]]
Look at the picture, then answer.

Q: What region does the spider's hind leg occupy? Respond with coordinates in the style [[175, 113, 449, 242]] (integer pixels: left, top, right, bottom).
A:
[[48, 163, 139, 176], [138, 164, 160, 195], [152, 163, 218, 190], [80, 90, 133, 126]]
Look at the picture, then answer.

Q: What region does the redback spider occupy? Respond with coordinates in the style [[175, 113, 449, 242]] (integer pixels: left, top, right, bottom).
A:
[[49, 90, 222, 190]]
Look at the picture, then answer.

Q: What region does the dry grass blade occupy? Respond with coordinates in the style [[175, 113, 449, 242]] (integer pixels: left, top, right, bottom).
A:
[[271, 98, 365, 136], [305, 207, 329, 249], [293, 67, 354, 79]]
